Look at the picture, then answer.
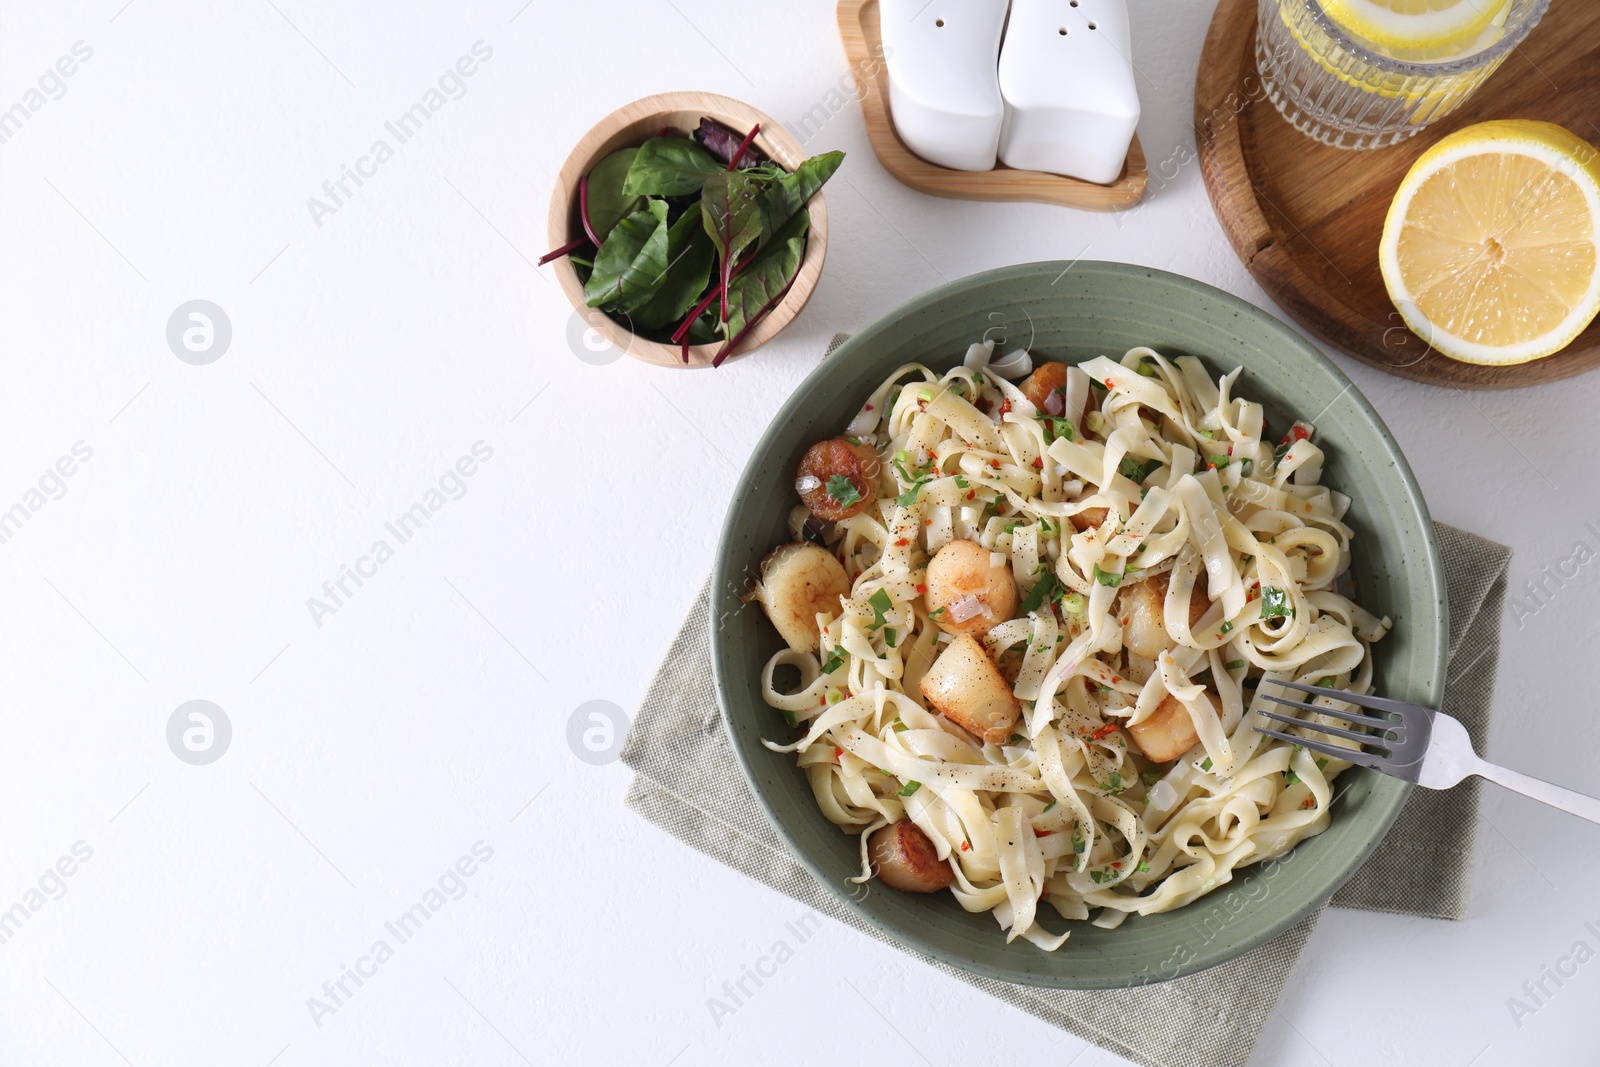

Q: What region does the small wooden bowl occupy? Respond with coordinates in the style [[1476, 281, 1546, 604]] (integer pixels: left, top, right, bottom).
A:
[[547, 92, 830, 370]]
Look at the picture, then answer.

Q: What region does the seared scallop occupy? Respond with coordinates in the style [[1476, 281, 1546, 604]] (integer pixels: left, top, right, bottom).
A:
[[868, 819, 953, 893], [754, 543, 850, 653], [795, 438, 880, 522], [924, 539, 1017, 636], [1119, 570, 1211, 659], [918, 632, 1022, 745], [1128, 690, 1220, 764]]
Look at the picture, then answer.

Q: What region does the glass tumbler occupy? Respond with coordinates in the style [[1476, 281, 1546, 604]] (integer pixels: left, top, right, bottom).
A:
[[1255, 0, 1552, 150]]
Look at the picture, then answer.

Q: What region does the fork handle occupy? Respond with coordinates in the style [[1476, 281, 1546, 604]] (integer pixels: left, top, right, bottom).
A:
[[1475, 760, 1600, 826]]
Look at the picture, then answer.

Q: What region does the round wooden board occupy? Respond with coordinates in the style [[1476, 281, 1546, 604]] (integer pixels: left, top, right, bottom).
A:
[[837, 0, 1147, 211], [1195, 0, 1600, 389]]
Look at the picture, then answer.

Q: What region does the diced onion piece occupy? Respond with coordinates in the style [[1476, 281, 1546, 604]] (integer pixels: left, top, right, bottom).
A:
[[949, 594, 986, 623], [963, 341, 996, 371], [1147, 780, 1178, 810], [1042, 390, 1064, 416]]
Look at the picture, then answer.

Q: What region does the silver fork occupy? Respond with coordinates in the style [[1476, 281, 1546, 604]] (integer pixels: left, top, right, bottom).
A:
[[1255, 679, 1600, 826]]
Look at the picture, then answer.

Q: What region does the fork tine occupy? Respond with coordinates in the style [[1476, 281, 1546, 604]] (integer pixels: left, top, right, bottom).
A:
[[1253, 726, 1386, 769], [1260, 693, 1396, 730], [1257, 707, 1389, 746], [1269, 679, 1418, 717]]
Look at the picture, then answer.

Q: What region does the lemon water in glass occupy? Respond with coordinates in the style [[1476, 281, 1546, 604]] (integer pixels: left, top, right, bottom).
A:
[[1256, 0, 1552, 150]]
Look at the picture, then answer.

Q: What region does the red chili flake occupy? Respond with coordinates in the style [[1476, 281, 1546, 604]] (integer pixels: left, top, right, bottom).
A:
[[966, 490, 976, 500], [1111, 861, 1122, 869], [1089, 724, 1119, 741], [1036, 829, 1053, 838], [865, 404, 874, 411], [989, 459, 1002, 469], [1292, 424, 1310, 441], [1226, 444, 1234, 456], [1104, 379, 1116, 389], [916, 583, 928, 594], [833, 747, 843, 762], [1300, 796, 1316, 809], [894, 537, 909, 547], [999, 400, 1012, 416], [1031, 457, 1044, 469], [923, 519, 932, 526], [1206, 462, 1217, 471], [959, 841, 971, 852]]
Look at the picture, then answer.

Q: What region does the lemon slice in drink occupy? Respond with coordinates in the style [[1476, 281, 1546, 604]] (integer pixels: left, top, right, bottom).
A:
[[1380, 121, 1600, 367], [1321, 0, 1509, 58]]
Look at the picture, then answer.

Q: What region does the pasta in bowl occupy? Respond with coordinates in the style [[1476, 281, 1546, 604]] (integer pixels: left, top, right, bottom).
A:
[[712, 261, 1444, 987], [751, 346, 1392, 951]]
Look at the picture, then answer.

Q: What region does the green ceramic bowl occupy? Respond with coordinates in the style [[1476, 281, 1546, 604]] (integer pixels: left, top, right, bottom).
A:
[[711, 261, 1446, 988]]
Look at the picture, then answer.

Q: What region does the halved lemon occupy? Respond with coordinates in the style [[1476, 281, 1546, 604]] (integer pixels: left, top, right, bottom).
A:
[[1321, 0, 1509, 58], [1379, 121, 1600, 367]]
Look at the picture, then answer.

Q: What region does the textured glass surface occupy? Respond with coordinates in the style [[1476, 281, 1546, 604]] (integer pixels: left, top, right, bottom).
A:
[[1255, 0, 1552, 150]]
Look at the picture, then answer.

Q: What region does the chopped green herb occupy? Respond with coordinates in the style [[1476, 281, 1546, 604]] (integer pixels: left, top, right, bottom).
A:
[[1102, 771, 1126, 795], [1284, 770, 1302, 786], [1240, 458, 1254, 479], [1315, 756, 1329, 771], [896, 480, 929, 507], [928, 606, 946, 617], [1259, 586, 1294, 620], [1220, 621, 1234, 635], [1136, 362, 1157, 378], [866, 588, 892, 630], [897, 780, 922, 797], [1317, 676, 1335, 687], [1142, 765, 1164, 786], [1137, 860, 1152, 872], [1038, 415, 1076, 444], [1072, 827, 1086, 854], [1008, 733, 1026, 745], [883, 627, 898, 648], [1118, 455, 1162, 484], [1043, 800, 1057, 812], [780, 708, 798, 728], [1226, 659, 1246, 670], [954, 475, 969, 489], [825, 475, 861, 508], [1093, 562, 1124, 588], [821, 650, 846, 674], [892, 717, 908, 733], [1200, 757, 1213, 771], [1208, 453, 1231, 469], [1019, 566, 1067, 615]]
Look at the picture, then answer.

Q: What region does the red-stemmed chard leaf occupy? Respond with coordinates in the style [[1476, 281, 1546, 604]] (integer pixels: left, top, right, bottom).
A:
[[578, 176, 601, 246], [538, 237, 589, 267], [713, 212, 808, 367], [700, 171, 763, 324], [726, 124, 760, 171], [582, 200, 670, 313]]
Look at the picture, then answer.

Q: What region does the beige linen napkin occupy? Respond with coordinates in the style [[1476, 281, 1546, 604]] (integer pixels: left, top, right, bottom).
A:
[[622, 337, 1512, 1067]]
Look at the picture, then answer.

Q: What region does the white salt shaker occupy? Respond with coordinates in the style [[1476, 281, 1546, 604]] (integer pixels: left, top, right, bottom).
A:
[[998, 0, 1141, 185], [880, 0, 1010, 172]]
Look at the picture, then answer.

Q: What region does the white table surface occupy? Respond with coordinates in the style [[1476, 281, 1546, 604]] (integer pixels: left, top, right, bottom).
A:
[[2, 1, 1596, 1064]]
